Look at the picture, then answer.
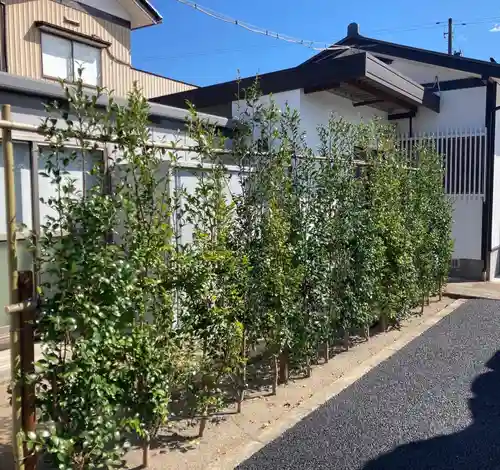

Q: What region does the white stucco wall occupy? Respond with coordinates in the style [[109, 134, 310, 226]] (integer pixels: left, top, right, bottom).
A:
[[451, 198, 483, 261], [410, 87, 487, 134], [299, 90, 387, 150], [231, 90, 302, 120], [389, 59, 486, 137], [232, 89, 386, 150]]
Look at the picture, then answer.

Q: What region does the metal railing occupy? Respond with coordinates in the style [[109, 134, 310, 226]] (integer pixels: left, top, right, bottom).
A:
[[398, 128, 488, 199]]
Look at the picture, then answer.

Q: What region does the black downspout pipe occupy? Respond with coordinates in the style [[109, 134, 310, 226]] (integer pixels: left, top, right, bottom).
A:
[[482, 80, 498, 280]]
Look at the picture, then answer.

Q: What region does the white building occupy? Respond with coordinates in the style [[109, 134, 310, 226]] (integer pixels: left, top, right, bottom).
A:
[[156, 22, 500, 283]]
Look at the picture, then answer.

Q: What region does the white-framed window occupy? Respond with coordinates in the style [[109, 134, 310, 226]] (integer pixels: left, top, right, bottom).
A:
[[41, 32, 101, 86]]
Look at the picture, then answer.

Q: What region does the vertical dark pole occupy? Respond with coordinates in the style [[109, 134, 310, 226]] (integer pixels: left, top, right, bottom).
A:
[[447, 18, 453, 55], [483, 83, 498, 280], [18, 271, 36, 470]]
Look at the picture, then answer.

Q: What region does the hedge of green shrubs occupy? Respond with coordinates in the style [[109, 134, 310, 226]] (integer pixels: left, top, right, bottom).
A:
[[26, 81, 453, 469]]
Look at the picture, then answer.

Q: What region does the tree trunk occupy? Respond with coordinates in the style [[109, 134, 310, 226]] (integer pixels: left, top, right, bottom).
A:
[[237, 333, 247, 413], [421, 295, 425, 314], [278, 349, 289, 385], [272, 354, 278, 395], [380, 312, 388, 332], [142, 437, 150, 468]]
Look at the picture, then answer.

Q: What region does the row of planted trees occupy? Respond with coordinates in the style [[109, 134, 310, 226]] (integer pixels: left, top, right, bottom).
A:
[[24, 81, 453, 469]]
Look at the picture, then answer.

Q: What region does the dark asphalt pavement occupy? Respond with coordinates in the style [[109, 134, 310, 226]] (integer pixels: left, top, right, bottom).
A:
[[238, 299, 500, 470]]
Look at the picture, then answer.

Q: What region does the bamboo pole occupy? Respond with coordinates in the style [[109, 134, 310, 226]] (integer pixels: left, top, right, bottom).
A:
[[2, 104, 24, 470], [0, 117, 408, 171]]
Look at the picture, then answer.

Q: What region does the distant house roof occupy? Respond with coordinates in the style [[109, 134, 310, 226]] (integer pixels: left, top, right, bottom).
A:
[[305, 23, 500, 79], [152, 51, 440, 115]]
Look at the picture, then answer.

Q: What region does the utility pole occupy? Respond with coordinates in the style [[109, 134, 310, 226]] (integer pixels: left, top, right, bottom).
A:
[[447, 17, 453, 54]]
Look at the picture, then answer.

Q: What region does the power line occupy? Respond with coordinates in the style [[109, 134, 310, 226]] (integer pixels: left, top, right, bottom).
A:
[[366, 22, 446, 35], [139, 41, 292, 62], [454, 14, 500, 26], [173, 0, 348, 52], [142, 5, 500, 63]]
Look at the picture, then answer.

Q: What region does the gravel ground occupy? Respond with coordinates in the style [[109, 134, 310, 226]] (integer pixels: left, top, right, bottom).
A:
[[238, 299, 500, 470]]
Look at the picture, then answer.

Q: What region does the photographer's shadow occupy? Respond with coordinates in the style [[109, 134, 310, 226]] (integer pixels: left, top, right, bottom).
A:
[[364, 351, 500, 470]]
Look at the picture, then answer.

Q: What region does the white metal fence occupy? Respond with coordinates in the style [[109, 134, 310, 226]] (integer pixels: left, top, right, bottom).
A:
[[398, 128, 487, 200]]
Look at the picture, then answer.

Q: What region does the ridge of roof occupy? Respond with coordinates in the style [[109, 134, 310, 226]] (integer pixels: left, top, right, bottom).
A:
[[304, 23, 500, 78]]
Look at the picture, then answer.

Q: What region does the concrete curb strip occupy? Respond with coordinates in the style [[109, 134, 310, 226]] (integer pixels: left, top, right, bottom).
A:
[[209, 299, 467, 470]]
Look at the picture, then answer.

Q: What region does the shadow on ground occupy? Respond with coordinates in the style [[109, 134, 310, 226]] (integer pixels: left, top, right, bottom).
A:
[[0, 443, 13, 469], [0, 398, 13, 469], [364, 350, 500, 470]]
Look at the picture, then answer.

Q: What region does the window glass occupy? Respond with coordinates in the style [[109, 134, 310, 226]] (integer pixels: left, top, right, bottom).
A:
[[0, 143, 32, 233], [38, 148, 102, 228], [41, 33, 72, 80], [73, 42, 100, 86], [41, 32, 101, 86]]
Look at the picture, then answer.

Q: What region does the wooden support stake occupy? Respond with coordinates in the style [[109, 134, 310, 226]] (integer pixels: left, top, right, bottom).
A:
[[364, 325, 370, 341], [278, 350, 289, 385], [142, 437, 150, 468], [343, 329, 350, 351], [323, 341, 329, 363], [237, 333, 247, 414], [19, 271, 36, 470], [198, 416, 207, 438], [305, 356, 311, 378], [272, 355, 278, 395], [3, 104, 24, 470]]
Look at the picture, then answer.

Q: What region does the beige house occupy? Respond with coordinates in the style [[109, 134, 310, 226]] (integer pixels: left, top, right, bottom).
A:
[[0, 0, 195, 98]]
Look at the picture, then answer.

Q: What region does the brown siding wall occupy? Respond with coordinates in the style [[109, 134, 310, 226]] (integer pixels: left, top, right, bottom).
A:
[[130, 68, 194, 98], [4, 0, 194, 97]]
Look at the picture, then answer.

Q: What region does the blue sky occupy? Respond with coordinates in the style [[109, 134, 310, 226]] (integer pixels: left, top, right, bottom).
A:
[[131, 0, 500, 87]]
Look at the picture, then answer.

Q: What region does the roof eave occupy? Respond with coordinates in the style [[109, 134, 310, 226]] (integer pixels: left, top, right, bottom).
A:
[[130, 0, 163, 30], [154, 52, 440, 114]]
